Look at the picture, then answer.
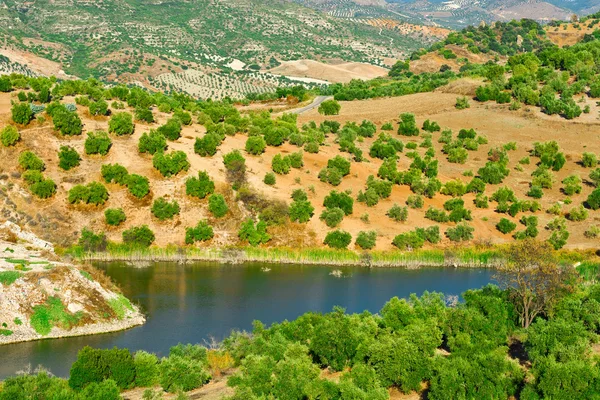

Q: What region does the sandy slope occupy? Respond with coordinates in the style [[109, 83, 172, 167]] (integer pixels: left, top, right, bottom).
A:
[[269, 59, 389, 83]]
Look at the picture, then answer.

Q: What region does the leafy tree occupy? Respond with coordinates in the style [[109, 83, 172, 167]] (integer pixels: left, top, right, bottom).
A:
[[356, 231, 377, 250], [238, 219, 270, 246], [194, 133, 221, 156], [272, 154, 291, 175], [398, 113, 419, 136], [133, 351, 160, 388], [387, 204, 408, 222], [85, 131, 112, 155], [122, 225, 155, 247], [57, 146, 81, 171], [159, 355, 210, 393], [446, 223, 474, 242], [497, 218, 517, 234], [105, 208, 126, 226], [264, 172, 276, 185], [101, 163, 129, 185], [138, 130, 167, 155], [19, 151, 44, 171], [11, 103, 33, 125], [185, 221, 214, 244], [126, 174, 150, 199], [208, 194, 229, 218], [53, 109, 82, 136], [157, 118, 182, 141], [89, 99, 109, 116], [30, 179, 56, 199], [135, 107, 154, 123], [186, 171, 215, 199], [245, 136, 267, 155], [109, 112, 134, 136], [323, 191, 353, 215], [318, 99, 341, 115], [320, 207, 345, 228], [151, 198, 180, 220], [323, 230, 352, 249], [152, 151, 190, 177], [0, 125, 19, 146], [289, 199, 314, 223]]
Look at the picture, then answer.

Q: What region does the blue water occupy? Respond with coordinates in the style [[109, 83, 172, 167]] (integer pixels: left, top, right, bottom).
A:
[[0, 262, 495, 378]]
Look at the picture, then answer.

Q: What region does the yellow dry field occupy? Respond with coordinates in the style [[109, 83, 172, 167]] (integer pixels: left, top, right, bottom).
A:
[[268, 59, 389, 83], [0, 80, 599, 251]]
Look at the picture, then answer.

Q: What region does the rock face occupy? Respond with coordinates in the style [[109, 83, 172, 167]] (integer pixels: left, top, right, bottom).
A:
[[0, 223, 144, 345]]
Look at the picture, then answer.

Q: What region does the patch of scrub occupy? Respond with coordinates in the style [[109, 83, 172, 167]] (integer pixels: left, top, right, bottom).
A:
[[108, 294, 134, 320], [79, 270, 93, 281], [30, 296, 83, 336], [0, 329, 12, 336], [0, 271, 21, 285]]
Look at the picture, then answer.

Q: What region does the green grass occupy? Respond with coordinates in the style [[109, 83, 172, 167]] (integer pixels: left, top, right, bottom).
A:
[[13, 317, 22, 325], [30, 296, 83, 336], [108, 294, 134, 320], [0, 271, 22, 285], [0, 329, 12, 336], [4, 258, 27, 264], [577, 261, 600, 281]]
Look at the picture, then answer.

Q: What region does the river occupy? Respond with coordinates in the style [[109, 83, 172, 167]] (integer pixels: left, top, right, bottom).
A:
[[0, 262, 495, 378]]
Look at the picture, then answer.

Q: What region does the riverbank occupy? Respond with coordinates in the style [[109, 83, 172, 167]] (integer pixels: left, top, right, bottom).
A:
[[63, 243, 600, 269]]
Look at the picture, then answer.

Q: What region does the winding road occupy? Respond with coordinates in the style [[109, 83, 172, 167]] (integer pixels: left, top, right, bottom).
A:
[[289, 95, 333, 114]]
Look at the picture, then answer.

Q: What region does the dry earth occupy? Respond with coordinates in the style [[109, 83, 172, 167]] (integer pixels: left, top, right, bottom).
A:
[[268, 59, 389, 83]]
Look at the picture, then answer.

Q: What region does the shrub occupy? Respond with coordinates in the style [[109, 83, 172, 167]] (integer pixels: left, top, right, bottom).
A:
[[105, 208, 126, 226], [475, 194, 488, 208], [68, 182, 108, 205], [446, 223, 474, 242], [53, 109, 82, 136], [289, 200, 314, 223], [264, 127, 288, 146], [109, 112, 134, 135], [356, 231, 377, 250], [387, 204, 408, 222], [11, 103, 33, 125], [497, 218, 517, 234], [318, 167, 343, 186], [58, 146, 81, 171], [19, 151, 44, 171], [548, 229, 569, 250], [440, 180, 466, 197], [68, 346, 136, 391], [159, 355, 210, 393], [478, 161, 509, 184], [1, 125, 19, 146], [590, 168, 600, 187], [134, 351, 160, 388], [138, 130, 167, 155], [264, 172, 276, 185], [194, 133, 221, 156], [318, 99, 341, 115], [562, 175, 582, 196], [392, 231, 425, 250], [101, 163, 129, 185], [157, 118, 182, 141], [288, 151, 303, 168], [208, 194, 228, 218], [245, 136, 266, 155], [238, 219, 270, 246], [272, 154, 291, 175], [327, 155, 351, 176], [126, 174, 150, 199], [398, 113, 419, 136], [223, 150, 246, 174], [153, 151, 190, 177], [185, 221, 214, 244], [455, 96, 470, 109], [425, 207, 449, 223], [466, 177, 486, 194], [122, 225, 155, 247], [78, 228, 107, 252], [582, 152, 598, 168], [186, 171, 214, 199], [447, 147, 468, 164], [85, 131, 112, 155], [527, 185, 544, 199], [151, 198, 180, 220], [135, 107, 154, 123], [324, 230, 352, 249], [30, 179, 56, 199], [23, 170, 43, 185], [174, 109, 192, 125], [320, 207, 345, 228], [323, 191, 353, 215], [567, 205, 588, 221], [89, 99, 109, 116]]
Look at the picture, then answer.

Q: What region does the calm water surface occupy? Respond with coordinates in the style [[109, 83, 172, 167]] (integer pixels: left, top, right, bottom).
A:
[[0, 262, 495, 378]]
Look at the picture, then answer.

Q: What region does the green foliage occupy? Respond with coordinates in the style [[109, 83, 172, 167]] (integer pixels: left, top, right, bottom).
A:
[[208, 194, 229, 218], [109, 112, 134, 136], [185, 221, 214, 244], [289, 199, 314, 223], [440, 179, 466, 197], [68, 182, 109, 205], [567, 205, 588, 222], [11, 102, 33, 125], [30, 178, 57, 199], [1, 125, 19, 146], [323, 230, 352, 249], [497, 218, 517, 234], [138, 130, 167, 155], [323, 190, 353, 215], [318, 99, 341, 115], [153, 151, 190, 177], [245, 135, 267, 155], [85, 131, 112, 155], [122, 225, 155, 247], [101, 163, 129, 185], [387, 204, 408, 222], [31, 296, 82, 336], [186, 171, 215, 199], [78, 228, 107, 252], [134, 351, 160, 388], [127, 174, 150, 199], [19, 151, 44, 171], [135, 107, 154, 123], [272, 154, 291, 175], [69, 346, 135, 390], [105, 208, 126, 226], [263, 172, 276, 185], [238, 219, 270, 246], [194, 133, 221, 156], [0, 271, 22, 286], [455, 96, 470, 109], [320, 207, 345, 228], [151, 197, 180, 220], [53, 109, 83, 136], [582, 152, 598, 168], [446, 223, 474, 242], [89, 99, 109, 116], [398, 113, 419, 136], [157, 118, 182, 141], [356, 231, 377, 250], [58, 146, 81, 171]]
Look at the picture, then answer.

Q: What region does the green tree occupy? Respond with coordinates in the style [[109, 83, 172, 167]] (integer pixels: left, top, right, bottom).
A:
[[11, 103, 33, 125], [318, 99, 341, 116]]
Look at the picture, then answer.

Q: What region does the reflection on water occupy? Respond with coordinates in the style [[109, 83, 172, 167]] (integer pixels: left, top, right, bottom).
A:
[[0, 262, 495, 378]]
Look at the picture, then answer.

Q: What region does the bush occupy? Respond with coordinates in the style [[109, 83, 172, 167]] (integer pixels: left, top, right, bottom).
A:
[[245, 136, 266, 155], [53, 109, 82, 136], [324, 230, 352, 249], [478, 162, 509, 184], [151, 198, 180, 220], [185, 221, 214, 244], [157, 118, 182, 141], [318, 167, 343, 186], [78, 228, 107, 252], [19, 151, 44, 171], [272, 154, 291, 175], [238, 219, 271, 246], [455, 96, 470, 109], [392, 231, 425, 250], [174, 109, 192, 125], [153, 151, 190, 177], [1, 125, 19, 146], [159, 355, 210, 393], [223, 150, 246, 174], [264, 172, 276, 185], [105, 208, 126, 226], [30, 179, 56, 199], [58, 146, 81, 170], [194, 133, 221, 156], [356, 231, 377, 250], [186, 171, 214, 199], [527, 185, 544, 199], [134, 351, 160, 388], [582, 152, 598, 168], [440, 180, 466, 197], [288, 151, 303, 168], [320, 207, 345, 227], [138, 130, 167, 155], [567, 205, 588, 221], [126, 174, 150, 199], [208, 194, 228, 218], [327, 155, 351, 176], [89, 99, 109, 116], [135, 107, 154, 123], [85, 131, 112, 155], [68, 346, 135, 391], [323, 191, 353, 215], [497, 218, 517, 234], [289, 200, 314, 223], [68, 182, 109, 205], [109, 112, 134, 135], [406, 194, 424, 209], [122, 225, 155, 247], [11, 103, 33, 125], [101, 163, 129, 185], [387, 204, 408, 222], [398, 113, 419, 136], [318, 99, 341, 115], [446, 223, 474, 242]]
